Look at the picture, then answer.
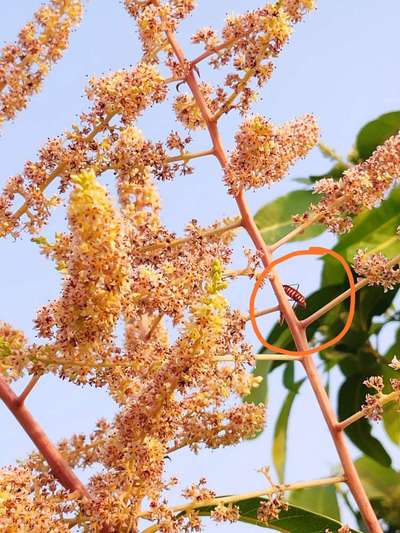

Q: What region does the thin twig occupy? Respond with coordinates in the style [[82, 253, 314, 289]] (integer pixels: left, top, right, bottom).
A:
[[166, 148, 215, 163], [245, 304, 280, 320], [8, 112, 116, 234], [141, 218, 242, 253], [139, 475, 346, 520], [301, 253, 400, 328], [269, 213, 321, 252], [214, 354, 302, 362], [190, 37, 237, 67], [337, 390, 400, 431], [145, 314, 164, 341], [211, 68, 254, 122], [15, 374, 42, 406]]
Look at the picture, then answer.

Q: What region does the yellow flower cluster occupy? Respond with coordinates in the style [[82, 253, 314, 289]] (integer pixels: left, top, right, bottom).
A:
[[0, 0, 83, 126], [353, 249, 400, 292], [86, 63, 167, 124], [185, 259, 228, 342], [225, 114, 319, 194], [125, 0, 196, 58], [0, 322, 29, 382], [35, 169, 129, 377], [173, 82, 221, 130], [277, 0, 315, 22], [0, 466, 73, 532], [311, 133, 400, 233]]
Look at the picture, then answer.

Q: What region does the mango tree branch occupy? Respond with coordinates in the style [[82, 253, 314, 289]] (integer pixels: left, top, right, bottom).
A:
[[190, 37, 237, 67], [301, 253, 400, 328], [269, 197, 348, 253], [212, 68, 255, 122], [245, 304, 280, 320], [7, 111, 116, 234], [269, 213, 321, 252], [166, 148, 215, 163], [141, 217, 242, 253], [215, 354, 302, 362], [15, 374, 42, 406], [139, 474, 346, 529], [165, 29, 383, 533], [0, 374, 88, 498], [145, 314, 164, 341], [337, 390, 400, 431]]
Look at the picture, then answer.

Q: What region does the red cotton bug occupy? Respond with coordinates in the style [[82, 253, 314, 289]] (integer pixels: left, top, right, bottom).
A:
[[279, 284, 306, 325]]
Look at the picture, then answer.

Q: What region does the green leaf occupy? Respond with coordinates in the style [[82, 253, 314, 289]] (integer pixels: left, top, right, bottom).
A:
[[255, 190, 325, 245], [309, 162, 348, 183], [355, 455, 400, 499], [382, 402, 400, 447], [356, 111, 400, 160], [198, 498, 361, 532], [355, 456, 400, 527], [338, 375, 391, 466], [293, 177, 313, 185], [273, 379, 305, 482], [382, 344, 400, 445], [289, 485, 340, 521], [283, 361, 295, 390]]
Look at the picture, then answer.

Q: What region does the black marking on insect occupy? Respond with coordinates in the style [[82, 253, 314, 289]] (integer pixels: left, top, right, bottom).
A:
[[279, 284, 306, 325], [283, 284, 306, 308]]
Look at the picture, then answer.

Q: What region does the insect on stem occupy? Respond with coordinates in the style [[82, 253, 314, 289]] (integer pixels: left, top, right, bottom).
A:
[[280, 284, 307, 324]]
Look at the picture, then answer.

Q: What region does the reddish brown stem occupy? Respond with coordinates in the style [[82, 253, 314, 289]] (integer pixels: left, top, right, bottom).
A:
[[166, 30, 382, 533], [0, 375, 88, 498], [16, 374, 41, 406], [190, 37, 237, 67]]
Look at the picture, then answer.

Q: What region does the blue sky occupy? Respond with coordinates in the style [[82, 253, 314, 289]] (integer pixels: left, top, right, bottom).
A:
[[1, 1, 400, 531]]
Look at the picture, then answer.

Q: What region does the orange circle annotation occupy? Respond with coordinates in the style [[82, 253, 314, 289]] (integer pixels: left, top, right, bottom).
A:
[[248, 246, 356, 357]]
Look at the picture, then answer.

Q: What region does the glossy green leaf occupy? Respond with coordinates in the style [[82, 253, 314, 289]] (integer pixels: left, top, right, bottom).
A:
[[309, 162, 348, 183], [356, 111, 400, 160], [273, 379, 305, 482], [382, 334, 400, 445], [283, 361, 295, 390], [355, 456, 400, 527], [355, 455, 400, 499], [289, 485, 340, 521], [255, 190, 325, 245], [336, 285, 399, 359], [382, 402, 400, 447], [198, 498, 361, 532], [338, 375, 391, 466], [293, 177, 313, 185]]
